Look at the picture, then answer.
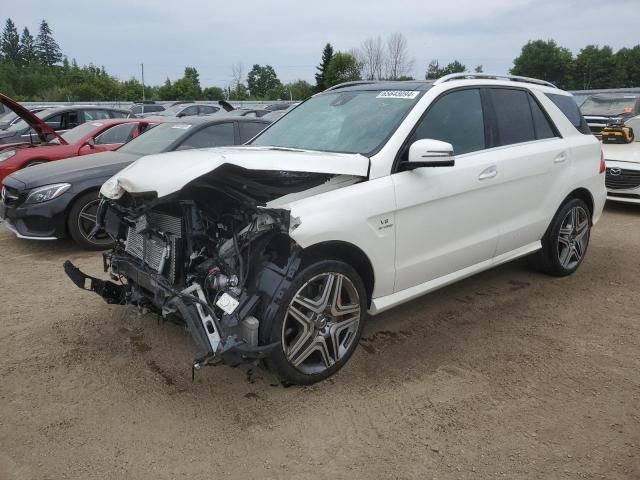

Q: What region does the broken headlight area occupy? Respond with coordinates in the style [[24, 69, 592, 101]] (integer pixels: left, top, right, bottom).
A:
[[64, 167, 330, 371]]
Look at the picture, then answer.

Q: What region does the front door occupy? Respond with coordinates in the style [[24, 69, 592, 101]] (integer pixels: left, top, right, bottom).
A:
[[392, 88, 501, 292]]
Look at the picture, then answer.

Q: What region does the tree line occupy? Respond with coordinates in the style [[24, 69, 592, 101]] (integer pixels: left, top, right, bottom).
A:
[[1, 17, 638, 103], [510, 39, 640, 90]]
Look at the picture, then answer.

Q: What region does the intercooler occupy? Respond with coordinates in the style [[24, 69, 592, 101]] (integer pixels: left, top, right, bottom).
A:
[[124, 211, 183, 283]]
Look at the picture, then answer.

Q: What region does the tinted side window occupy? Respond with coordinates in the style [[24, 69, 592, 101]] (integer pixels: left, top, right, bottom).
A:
[[109, 111, 128, 119], [45, 114, 62, 129], [415, 88, 485, 155], [239, 121, 268, 143], [528, 95, 557, 140], [84, 110, 111, 121], [95, 123, 136, 144], [199, 105, 219, 115], [130, 106, 143, 114], [546, 93, 591, 134], [63, 111, 80, 129], [178, 122, 235, 149], [489, 89, 536, 146], [182, 106, 199, 116]]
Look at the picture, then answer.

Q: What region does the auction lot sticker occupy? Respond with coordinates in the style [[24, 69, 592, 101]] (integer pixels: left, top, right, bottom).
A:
[[376, 90, 419, 99]]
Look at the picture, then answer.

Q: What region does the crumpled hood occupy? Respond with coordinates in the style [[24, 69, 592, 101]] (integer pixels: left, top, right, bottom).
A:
[[603, 142, 640, 164], [101, 146, 370, 199]]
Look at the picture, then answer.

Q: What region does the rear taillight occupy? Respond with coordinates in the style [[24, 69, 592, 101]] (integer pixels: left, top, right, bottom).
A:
[[599, 150, 606, 174]]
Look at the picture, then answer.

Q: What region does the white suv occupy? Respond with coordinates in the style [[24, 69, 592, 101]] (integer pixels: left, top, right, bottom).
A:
[[65, 74, 606, 385]]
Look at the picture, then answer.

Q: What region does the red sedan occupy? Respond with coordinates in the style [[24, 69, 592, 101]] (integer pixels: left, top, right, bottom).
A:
[[0, 118, 157, 185]]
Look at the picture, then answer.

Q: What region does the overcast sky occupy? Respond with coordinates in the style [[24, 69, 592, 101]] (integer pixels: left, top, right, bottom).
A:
[[4, 0, 639, 87]]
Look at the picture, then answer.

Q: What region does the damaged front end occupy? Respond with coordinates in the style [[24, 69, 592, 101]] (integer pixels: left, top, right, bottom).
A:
[[64, 163, 335, 371]]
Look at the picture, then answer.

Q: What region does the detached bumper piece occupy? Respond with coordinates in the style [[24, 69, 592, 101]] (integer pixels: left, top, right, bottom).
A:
[[63, 260, 125, 304], [62, 260, 279, 375]]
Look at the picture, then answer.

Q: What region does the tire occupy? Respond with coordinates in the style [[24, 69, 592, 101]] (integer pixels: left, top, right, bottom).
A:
[[529, 198, 591, 277], [262, 259, 367, 385], [67, 191, 114, 250]]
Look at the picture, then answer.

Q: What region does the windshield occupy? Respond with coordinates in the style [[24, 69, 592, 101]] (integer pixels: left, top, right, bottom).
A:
[[117, 122, 191, 155], [251, 90, 423, 155], [581, 96, 638, 116]]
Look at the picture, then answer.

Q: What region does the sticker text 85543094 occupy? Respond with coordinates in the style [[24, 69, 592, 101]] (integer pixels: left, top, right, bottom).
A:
[[376, 91, 419, 99]]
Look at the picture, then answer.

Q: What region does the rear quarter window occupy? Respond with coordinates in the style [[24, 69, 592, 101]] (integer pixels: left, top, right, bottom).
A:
[[545, 93, 591, 135]]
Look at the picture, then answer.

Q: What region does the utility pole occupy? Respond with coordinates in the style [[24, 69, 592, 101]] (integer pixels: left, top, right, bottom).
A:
[[141, 63, 146, 102]]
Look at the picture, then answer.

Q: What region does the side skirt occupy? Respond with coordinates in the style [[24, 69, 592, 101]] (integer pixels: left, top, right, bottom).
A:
[[369, 241, 541, 315]]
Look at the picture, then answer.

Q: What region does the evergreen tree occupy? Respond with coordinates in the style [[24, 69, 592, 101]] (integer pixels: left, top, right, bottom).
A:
[[19, 27, 37, 64], [1, 18, 21, 64], [315, 43, 334, 92], [35, 20, 62, 66]]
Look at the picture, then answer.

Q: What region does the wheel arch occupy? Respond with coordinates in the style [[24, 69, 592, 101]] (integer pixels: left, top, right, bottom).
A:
[[565, 187, 594, 220], [63, 186, 101, 235], [299, 240, 375, 306]]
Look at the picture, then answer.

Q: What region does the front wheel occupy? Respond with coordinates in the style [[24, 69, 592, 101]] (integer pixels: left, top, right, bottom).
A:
[[67, 191, 114, 250], [530, 198, 591, 276], [263, 260, 367, 385]]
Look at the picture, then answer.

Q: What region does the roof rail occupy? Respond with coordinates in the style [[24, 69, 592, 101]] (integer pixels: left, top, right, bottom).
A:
[[324, 80, 382, 92], [434, 73, 557, 89]]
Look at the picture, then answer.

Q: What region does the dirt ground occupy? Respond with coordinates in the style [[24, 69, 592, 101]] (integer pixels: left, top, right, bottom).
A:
[[0, 203, 639, 480]]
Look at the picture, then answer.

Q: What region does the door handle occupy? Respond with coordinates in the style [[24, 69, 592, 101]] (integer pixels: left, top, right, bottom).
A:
[[554, 152, 568, 163], [478, 165, 498, 180]]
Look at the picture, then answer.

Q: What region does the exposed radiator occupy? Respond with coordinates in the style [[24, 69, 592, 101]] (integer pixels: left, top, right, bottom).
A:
[[124, 211, 183, 283]]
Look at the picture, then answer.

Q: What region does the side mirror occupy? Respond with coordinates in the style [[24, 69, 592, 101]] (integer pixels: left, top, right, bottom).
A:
[[403, 139, 455, 171]]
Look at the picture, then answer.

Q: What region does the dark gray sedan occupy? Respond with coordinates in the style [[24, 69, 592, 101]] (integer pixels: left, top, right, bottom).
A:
[[0, 116, 270, 249]]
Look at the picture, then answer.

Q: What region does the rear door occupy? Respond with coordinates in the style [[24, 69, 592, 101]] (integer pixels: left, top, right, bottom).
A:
[[485, 88, 569, 256]]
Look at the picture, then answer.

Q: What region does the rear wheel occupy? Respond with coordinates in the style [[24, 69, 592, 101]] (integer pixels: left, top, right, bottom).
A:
[[263, 259, 366, 385], [529, 198, 591, 276], [67, 191, 113, 250]]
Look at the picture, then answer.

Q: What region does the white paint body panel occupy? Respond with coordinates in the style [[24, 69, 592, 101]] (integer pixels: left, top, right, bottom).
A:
[[100, 146, 370, 199], [104, 79, 607, 317]]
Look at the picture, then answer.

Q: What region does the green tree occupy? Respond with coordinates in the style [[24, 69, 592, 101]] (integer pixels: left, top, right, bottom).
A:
[[203, 86, 225, 101], [228, 83, 249, 101], [325, 52, 362, 88], [247, 64, 281, 98], [325, 52, 361, 87], [315, 43, 334, 92], [425, 60, 466, 79], [511, 39, 573, 89], [19, 28, 37, 65], [121, 78, 145, 101], [35, 20, 62, 66], [1, 19, 21, 64], [284, 79, 314, 100], [574, 45, 626, 89], [157, 78, 176, 100], [184, 66, 200, 88], [616, 45, 640, 87], [475, 65, 483, 73]]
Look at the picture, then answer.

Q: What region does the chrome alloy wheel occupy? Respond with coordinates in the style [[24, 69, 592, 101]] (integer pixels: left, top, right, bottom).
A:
[[282, 272, 362, 374], [557, 205, 589, 270], [77, 199, 112, 246]]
